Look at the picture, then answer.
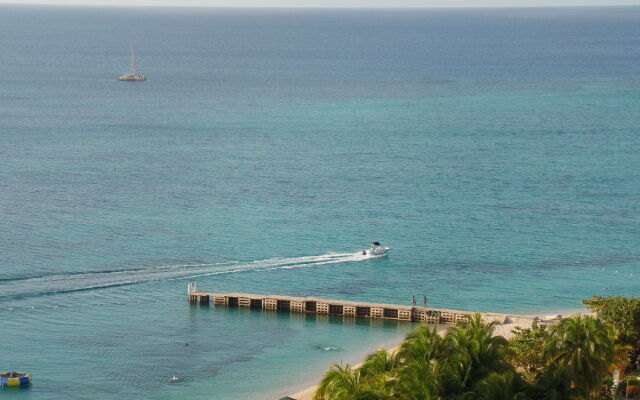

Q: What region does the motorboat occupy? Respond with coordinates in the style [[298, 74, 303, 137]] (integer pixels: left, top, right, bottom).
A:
[[362, 242, 389, 257], [117, 42, 147, 81]]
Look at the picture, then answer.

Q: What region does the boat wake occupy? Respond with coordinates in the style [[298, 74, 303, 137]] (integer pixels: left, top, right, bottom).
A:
[[0, 252, 370, 299]]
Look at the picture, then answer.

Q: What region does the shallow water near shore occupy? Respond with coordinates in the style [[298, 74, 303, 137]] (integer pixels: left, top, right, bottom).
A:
[[1, 5, 639, 399]]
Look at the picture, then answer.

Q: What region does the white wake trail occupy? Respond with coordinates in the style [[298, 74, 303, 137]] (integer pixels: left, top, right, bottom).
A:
[[0, 252, 367, 299]]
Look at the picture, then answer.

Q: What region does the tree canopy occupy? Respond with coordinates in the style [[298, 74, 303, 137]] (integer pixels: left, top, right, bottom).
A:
[[582, 295, 640, 369], [314, 307, 628, 400]]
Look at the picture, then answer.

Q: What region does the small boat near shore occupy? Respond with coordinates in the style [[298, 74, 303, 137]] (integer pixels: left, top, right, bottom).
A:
[[0, 372, 31, 387], [362, 241, 389, 257]]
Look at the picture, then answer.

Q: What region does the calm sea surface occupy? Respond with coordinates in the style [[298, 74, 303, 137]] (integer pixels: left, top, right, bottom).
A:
[[1, 5, 639, 399]]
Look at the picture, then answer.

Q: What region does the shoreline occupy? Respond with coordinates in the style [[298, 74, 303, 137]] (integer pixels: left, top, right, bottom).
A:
[[286, 333, 416, 400], [285, 335, 409, 399], [282, 307, 591, 400]]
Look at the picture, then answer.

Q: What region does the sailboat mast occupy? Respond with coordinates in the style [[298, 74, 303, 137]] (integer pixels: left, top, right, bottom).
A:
[[118, 41, 146, 81], [130, 42, 137, 75]]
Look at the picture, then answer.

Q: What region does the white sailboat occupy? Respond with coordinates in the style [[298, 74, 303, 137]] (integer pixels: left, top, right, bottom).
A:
[[117, 42, 146, 81]]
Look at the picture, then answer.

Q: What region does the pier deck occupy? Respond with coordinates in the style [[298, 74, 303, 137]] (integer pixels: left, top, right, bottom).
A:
[[187, 283, 517, 325]]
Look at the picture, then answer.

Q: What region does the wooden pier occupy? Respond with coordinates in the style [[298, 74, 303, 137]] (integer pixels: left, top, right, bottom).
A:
[[187, 283, 515, 325]]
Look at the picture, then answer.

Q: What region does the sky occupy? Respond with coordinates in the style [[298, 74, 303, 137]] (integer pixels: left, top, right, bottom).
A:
[[1, 0, 639, 7]]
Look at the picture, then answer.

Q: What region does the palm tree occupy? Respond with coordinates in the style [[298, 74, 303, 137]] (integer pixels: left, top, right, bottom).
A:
[[359, 350, 400, 399], [397, 357, 444, 400], [544, 315, 616, 399], [473, 371, 530, 400], [313, 363, 376, 400], [444, 313, 511, 395], [360, 349, 398, 378], [529, 363, 573, 400], [395, 323, 448, 399], [397, 324, 446, 365]]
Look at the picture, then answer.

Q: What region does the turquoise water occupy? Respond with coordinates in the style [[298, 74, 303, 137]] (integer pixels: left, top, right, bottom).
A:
[[1, 5, 639, 399]]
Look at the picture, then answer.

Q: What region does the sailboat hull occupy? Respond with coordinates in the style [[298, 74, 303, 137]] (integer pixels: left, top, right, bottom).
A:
[[117, 76, 147, 81]]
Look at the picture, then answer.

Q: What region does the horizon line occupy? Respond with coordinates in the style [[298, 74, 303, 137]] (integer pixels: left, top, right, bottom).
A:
[[1, 2, 638, 9]]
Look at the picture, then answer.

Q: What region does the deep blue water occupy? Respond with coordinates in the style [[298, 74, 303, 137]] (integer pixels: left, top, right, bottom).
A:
[[1, 5, 639, 399]]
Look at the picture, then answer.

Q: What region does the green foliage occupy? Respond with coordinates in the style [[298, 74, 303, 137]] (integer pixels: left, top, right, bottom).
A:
[[397, 358, 443, 400], [313, 363, 376, 400], [472, 371, 530, 400], [314, 312, 621, 400], [397, 324, 444, 364], [545, 316, 616, 399], [444, 314, 511, 395], [582, 295, 640, 368], [316, 313, 520, 400], [509, 321, 551, 379], [360, 349, 398, 378], [528, 363, 573, 400], [359, 350, 400, 399]]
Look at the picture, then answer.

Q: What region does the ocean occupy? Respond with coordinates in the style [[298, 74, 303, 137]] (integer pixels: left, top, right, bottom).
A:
[[1, 5, 638, 399]]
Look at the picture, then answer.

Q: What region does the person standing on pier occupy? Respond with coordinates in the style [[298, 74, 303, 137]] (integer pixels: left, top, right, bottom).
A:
[[423, 296, 427, 307], [412, 296, 416, 305]]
